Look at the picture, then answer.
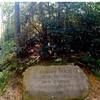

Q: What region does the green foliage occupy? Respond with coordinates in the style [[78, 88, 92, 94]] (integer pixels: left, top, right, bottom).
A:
[[96, 59, 100, 67], [0, 40, 15, 71], [3, 40, 15, 56], [0, 53, 38, 74], [81, 55, 100, 77], [0, 2, 100, 76], [81, 55, 96, 64], [1, 2, 100, 59], [91, 68, 100, 77], [36, 2, 100, 59], [0, 70, 9, 93]]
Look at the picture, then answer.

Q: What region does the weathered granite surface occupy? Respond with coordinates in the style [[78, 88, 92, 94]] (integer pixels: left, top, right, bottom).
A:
[[23, 64, 90, 100]]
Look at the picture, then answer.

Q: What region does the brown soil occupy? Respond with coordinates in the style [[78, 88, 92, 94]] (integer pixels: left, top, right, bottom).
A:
[[83, 67, 100, 100], [85, 75, 100, 100], [0, 74, 22, 100]]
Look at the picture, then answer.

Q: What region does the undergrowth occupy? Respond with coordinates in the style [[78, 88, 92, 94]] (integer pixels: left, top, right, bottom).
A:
[[0, 70, 10, 94], [80, 55, 100, 77]]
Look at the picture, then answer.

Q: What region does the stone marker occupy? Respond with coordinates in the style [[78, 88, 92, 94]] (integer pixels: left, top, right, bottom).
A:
[[23, 64, 90, 100]]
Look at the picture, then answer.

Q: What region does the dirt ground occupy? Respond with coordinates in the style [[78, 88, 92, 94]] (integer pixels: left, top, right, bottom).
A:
[[84, 68, 100, 100], [0, 74, 22, 100]]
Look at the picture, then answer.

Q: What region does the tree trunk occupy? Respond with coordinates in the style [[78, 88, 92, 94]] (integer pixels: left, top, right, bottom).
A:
[[15, 2, 21, 57]]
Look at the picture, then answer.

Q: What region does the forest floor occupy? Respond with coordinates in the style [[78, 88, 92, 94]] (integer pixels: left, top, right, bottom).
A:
[[84, 68, 100, 100], [0, 73, 22, 100], [0, 66, 100, 100]]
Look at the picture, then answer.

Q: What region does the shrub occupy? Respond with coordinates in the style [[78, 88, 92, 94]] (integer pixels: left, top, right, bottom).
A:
[[0, 70, 9, 93], [80, 55, 100, 77], [81, 55, 96, 64]]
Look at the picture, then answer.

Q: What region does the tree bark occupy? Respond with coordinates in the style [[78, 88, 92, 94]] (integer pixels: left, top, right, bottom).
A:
[[15, 2, 21, 57]]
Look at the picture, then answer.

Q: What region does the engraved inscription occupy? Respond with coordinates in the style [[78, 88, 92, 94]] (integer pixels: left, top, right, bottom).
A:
[[23, 65, 89, 99]]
